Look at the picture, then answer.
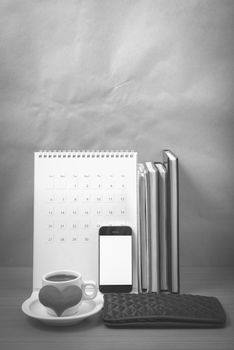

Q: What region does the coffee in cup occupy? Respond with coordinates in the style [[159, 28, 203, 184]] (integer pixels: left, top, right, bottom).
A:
[[45, 274, 77, 282]]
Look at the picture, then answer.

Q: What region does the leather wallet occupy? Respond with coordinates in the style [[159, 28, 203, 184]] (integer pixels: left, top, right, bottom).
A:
[[103, 293, 226, 328]]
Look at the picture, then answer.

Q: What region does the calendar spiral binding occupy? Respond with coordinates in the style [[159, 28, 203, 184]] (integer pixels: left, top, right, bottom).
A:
[[36, 150, 136, 158]]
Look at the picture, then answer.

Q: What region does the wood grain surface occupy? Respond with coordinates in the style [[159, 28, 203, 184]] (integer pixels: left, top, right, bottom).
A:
[[0, 267, 233, 350]]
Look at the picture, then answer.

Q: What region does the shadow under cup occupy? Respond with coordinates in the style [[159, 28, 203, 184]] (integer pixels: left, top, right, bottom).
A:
[[41, 270, 98, 317]]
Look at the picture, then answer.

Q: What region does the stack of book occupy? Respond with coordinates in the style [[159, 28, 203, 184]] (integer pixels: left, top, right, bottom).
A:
[[137, 150, 179, 294]]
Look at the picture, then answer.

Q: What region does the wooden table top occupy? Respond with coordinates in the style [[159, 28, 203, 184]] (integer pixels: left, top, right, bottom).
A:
[[0, 267, 233, 350]]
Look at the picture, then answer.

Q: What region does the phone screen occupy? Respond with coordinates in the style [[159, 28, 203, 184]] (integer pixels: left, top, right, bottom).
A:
[[99, 226, 132, 293]]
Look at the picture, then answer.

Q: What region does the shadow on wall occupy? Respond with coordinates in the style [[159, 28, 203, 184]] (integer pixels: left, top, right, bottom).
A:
[[179, 164, 234, 267]]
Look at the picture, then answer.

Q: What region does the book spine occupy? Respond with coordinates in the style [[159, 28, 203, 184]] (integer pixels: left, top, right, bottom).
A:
[[145, 168, 152, 292], [151, 169, 160, 292], [137, 166, 142, 293], [138, 165, 148, 292], [156, 163, 168, 291], [163, 151, 180, 293], [142, 170, 149, 291]]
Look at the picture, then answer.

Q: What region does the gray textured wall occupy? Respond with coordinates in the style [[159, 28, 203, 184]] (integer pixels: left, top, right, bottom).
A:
[[0, 0, 234, 267]]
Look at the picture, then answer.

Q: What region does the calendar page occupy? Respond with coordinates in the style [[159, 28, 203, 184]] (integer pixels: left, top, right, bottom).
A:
[[33, 151, 138, 291]]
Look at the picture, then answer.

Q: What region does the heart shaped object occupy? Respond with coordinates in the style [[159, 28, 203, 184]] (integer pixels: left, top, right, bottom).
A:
[[39, 285, 83, 317]]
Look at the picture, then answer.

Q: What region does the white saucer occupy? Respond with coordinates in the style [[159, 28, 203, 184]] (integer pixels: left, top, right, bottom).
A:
[[22, 291, 103, 326]]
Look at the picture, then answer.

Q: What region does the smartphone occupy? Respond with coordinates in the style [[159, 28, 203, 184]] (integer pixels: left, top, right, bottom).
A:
[[99, 226, 132, 293]]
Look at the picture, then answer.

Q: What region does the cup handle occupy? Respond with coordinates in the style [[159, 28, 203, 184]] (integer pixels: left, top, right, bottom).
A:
[[82, 281, 98, 300]]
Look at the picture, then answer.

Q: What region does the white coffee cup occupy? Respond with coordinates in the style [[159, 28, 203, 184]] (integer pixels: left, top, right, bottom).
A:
[[41, 270, 97, 316]]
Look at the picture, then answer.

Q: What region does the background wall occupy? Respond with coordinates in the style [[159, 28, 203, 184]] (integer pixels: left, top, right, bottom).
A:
[[0, 0, 234, 267]]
